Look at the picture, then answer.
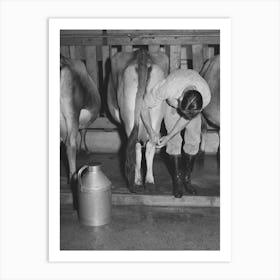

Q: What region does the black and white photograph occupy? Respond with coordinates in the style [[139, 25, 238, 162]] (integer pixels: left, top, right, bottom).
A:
[[56, 22, 228, 255], [1, 0, 280, 279]]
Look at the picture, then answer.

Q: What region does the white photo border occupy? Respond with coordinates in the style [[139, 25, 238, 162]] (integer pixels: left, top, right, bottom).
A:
[[49, 18, 231, 262]]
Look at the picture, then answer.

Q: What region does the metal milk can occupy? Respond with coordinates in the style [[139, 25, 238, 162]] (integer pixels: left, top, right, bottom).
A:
[[77, 163, 112, 226]]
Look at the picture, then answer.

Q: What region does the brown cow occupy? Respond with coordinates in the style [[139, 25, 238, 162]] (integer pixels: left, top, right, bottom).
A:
[[60, 55, 101, 182]]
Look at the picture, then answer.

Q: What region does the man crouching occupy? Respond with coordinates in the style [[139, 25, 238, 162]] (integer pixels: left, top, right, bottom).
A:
[[141, 69, 211, 198]]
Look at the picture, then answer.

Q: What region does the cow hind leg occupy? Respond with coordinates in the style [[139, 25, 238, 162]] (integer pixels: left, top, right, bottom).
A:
[[125, 124, 145, 193], [79, 129, 88, 153], [134, 142, 144, 191], [217, 130, 220, 171], [65, 125, 79, 210], [145, 140, 157, 193], [65, 123, 79, 183], [197, 114, 207, 168], [79, 108, 96, 153], [200, 131, 207, 155]]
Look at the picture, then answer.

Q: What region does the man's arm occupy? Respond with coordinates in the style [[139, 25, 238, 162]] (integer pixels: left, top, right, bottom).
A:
[[141, 79, 167, 143], [157, 117, 189, 148]]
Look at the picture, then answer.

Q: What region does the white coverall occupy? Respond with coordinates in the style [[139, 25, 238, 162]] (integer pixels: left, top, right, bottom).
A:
[[144, 69, 211, 155]]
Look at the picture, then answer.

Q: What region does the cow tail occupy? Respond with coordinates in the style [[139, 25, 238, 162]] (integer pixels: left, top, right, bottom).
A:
[[199, 58, 211, 77], [125, 49, 150, 191], [125, 125, 139, 191]]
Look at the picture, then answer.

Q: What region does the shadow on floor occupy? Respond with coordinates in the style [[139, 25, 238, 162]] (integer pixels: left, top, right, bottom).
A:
[[60, 152, 220, 251], [61, 152, 220, 196]]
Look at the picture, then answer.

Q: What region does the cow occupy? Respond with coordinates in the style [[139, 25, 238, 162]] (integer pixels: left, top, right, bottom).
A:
[[60, 55, 101, 183], [199, 55, 220, 159], [107, 49, 169, 193]]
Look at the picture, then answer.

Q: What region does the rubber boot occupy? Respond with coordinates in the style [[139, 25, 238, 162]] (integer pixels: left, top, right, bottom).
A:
[[169, 155, 184, 198], [181, 152, 198, 195]]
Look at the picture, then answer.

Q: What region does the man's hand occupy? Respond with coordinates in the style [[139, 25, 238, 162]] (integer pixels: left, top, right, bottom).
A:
[[149, 130, 160, 145], [156, 135, 171, 148], [157, 117, 190, 149]]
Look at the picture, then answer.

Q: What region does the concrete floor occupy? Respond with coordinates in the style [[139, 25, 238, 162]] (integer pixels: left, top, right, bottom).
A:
[[61, 205, 220, 250], [60, 151, 220, 250]]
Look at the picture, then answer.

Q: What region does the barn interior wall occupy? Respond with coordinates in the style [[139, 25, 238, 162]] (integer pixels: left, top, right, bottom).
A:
[[60, 30, 220, 153]]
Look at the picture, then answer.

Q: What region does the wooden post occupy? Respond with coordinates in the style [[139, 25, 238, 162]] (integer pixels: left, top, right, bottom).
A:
[[208, 46, 215, 58], [60, 46, 70, 57], [192, 44, 204, 72], [180, 46, 188, 69], [148, 45, 160, 53], [203, 45, 215, 60], [84, 46, 98, 87], [69, 46, 85, 60], [160, 46, 165, 53], [122, 45, 133, 52], [96, 46, 103, 61], [203, 45, 209, 61], [102, 46, 110, 80], [169, 45, 181, 72], [110, 46, 118, 58]]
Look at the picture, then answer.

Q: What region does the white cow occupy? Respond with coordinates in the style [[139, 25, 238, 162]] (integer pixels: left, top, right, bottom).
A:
[[107, 49, 169, 193]]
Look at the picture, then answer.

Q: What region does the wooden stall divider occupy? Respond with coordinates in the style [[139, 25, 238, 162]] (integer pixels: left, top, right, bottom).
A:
[[208, 46, 215, 59], [160, 46, 165, 53], [148, 45, 160, 53], [192, 44, 204, 72], [203, 45, 215, 61], [122, 45, 133, 52], [60, 46, 70, 58], [69, 45, 85, 60], [102, 46, 110, 80], [84, 46, 98, 88], [96, 46, 103, 62], [110, 46, 118, 58], [169, 45, 181, 72], [180, 46, 188, 69], [203, 45, 209, 61]]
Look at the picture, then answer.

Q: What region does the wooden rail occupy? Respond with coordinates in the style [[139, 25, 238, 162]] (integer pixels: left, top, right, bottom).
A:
[[61, 30, 220, 45], [60, 29, 220, 120]]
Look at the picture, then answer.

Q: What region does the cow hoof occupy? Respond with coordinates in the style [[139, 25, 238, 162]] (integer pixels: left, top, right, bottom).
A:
[[69, 173, 77, 185], [129, 184, 144, 194], [173, 190, 183, 198], [145, 183, 157, 193], [135, 184, 145, 193]]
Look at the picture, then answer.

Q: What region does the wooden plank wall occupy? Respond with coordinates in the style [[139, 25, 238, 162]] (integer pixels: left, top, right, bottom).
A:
[[60, 30, 219, 118]]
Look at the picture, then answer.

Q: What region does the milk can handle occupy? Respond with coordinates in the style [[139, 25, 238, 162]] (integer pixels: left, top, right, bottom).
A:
[[78, 165, 88, 187]]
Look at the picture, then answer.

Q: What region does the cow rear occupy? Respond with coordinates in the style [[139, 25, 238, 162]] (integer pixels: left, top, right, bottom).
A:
[[199, 55, 220, 159], [60, 56, 101, 182], [200, 55, 220, 127], [107, 49, 169, 192]]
